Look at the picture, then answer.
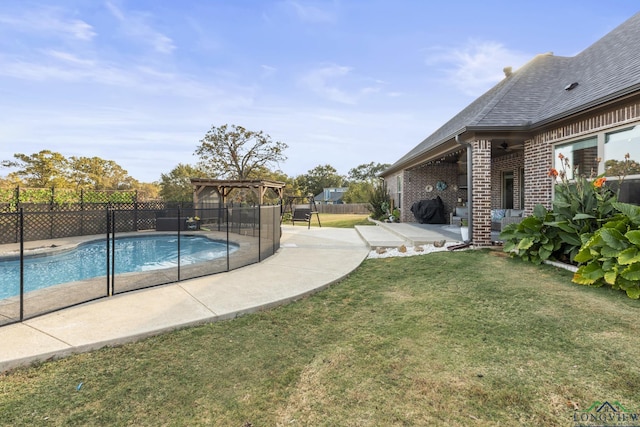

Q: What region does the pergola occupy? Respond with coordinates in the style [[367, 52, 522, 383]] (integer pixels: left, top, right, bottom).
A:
[[190, 178, 286, 205]]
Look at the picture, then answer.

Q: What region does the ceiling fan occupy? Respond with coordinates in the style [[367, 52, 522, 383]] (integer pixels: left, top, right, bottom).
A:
[[498, 142, 524, 152]]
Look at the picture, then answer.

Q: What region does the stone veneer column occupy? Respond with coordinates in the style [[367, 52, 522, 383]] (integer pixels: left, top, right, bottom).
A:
[[471, 140, 492, 246]]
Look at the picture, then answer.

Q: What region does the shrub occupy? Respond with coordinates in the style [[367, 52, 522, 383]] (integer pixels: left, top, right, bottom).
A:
[[500, 204, 561, 264], [368, 180, 391, 220], [502, 153, 623, 264], [572, 202, 640, 299], [544, 154, 619, 263]]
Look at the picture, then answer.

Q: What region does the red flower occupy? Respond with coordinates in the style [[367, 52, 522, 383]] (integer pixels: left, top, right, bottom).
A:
[[548, 168, 559, 178]]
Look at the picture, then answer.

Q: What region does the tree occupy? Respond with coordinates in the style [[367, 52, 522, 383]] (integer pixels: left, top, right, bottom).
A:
[[342, 181, 371, 203], [2, 150, 70, 188], [245, 166, 300, 202], [194, 124, 288, 179], [343, 162, 391, 203], [133, 181, 161, 201], [605, 159, 640, 177], [69, 156, 137, 190], [347, 162, 390, 182], [159, 163, 207, 202], [296, 164, 344, 198]]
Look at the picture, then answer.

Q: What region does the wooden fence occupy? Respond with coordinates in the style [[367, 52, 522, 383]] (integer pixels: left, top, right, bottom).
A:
[[315, 203, 370, 214]]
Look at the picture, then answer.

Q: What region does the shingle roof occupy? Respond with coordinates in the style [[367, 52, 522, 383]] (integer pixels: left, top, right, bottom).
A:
[[385, 12, 640, 174]]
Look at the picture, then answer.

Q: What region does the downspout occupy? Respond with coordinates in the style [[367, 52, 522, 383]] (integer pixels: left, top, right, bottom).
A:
[[455, 134, 473, 242]]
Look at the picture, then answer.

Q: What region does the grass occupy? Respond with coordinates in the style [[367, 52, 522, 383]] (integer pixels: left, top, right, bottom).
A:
[[307, 213, 372, 228], [1, 249, 640, 426]]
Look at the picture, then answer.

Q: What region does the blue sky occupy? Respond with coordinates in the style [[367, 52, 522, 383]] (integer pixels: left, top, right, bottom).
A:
[[0, 1, 638, 183]]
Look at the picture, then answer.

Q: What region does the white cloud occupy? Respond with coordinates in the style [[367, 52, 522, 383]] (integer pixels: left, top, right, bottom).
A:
[[426, 39, 530, 96], [282, 0, 337, 23], [105, 1, 176, 54], [0, 8, 96, 41], [260, 64, 277, 78], [300, 64, 356, 104]]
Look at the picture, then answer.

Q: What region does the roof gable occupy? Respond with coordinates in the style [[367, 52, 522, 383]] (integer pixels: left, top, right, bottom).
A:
[[385, 12, 640, 174]]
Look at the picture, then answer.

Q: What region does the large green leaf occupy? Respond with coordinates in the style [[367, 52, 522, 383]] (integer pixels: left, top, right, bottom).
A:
[[502, 241, 516, 253], [620, 263, 640, 281], [613, 202, 640, 225], [574, 246, 594, 263], [538, 246, 552, 261], [625, 230, 640, 246], [617, 247, 640, 265], [533, 204, 548, 219], [573, 213, 596, 220], [601, 245, 622, 258], [517, 237, 534, 250], [577, 261, 605, 281], [599, 228, 627, 250], [617, 278, 640, 299], [625, 286, 640, 299], [604, 270, 618, 285], [558, 231, 582, 246]]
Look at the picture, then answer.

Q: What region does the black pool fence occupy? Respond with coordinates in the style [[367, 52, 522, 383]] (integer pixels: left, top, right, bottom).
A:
[[0, 205, 281, 326]]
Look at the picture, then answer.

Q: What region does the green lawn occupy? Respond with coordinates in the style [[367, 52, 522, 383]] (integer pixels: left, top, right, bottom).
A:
[[285, 212, 372, 228], [2, 250, 640, 426]]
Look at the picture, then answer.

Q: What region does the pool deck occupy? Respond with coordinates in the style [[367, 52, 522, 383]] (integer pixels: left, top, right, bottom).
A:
[[0, 222, 464, 373]]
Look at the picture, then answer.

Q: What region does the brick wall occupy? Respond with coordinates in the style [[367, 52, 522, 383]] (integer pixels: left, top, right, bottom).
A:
[[384, 96, 640, 242], [491, 152, 524, 209], [526, 98, 640, 213], [399, 162, 463, 222], [471, 140, 492, 246]]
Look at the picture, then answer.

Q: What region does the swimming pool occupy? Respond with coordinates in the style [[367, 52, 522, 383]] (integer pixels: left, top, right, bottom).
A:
[[0, 235, 237, 299]]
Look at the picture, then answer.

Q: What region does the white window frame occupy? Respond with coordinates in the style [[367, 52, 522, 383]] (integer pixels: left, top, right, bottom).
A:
[[552, 120, 640, 183]]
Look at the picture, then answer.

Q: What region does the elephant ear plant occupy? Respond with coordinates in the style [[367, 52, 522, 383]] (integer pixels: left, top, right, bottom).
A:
[[572, 202, 640, 299], [500, 204, 561, 264]]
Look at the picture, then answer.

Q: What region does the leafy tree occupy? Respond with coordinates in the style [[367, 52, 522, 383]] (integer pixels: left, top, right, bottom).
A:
[[1, 151, 141, 191], [133, 182, 161, 201], [605, 159, 640, 177], [69, 156, 137, 190], [343, 162, 391, 203], [194, 124, 288, 180], [246, 166, 300, 202], [342, 181, 372, 203], [2, 150, 70, 188], [296, 164, 344, 198], [348, 162, 390, 182], [159, 163, 207, 202]]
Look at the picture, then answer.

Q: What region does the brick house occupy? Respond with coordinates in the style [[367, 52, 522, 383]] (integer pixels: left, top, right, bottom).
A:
[[381, 12, 640, 246]]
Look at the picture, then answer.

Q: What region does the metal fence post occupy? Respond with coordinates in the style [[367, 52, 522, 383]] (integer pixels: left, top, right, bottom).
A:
[[258, 205, 262, 262], [177, 207, 181, 282], [106, 208, 111, 297], [110, 210, 116, 296], [19, 208, 24, 321]]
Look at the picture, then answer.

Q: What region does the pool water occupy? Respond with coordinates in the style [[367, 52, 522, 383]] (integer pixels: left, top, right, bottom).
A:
[[0, 235, 236, 299]]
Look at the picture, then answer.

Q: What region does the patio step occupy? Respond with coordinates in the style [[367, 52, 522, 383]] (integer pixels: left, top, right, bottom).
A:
[[354, 225, 408, 249]]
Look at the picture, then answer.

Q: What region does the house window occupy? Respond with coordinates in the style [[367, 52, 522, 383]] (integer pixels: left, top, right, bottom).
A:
[[554, 137, 598, 179], [604, 125, 640, 177]]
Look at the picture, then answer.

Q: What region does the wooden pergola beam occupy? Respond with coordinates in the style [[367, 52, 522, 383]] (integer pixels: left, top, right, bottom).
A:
[[190, 179, 286, 205]]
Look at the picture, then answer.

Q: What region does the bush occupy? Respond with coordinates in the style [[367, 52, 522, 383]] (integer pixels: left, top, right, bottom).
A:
[[502, 153, 621, 264], [572, 202, 640, 299], [500, 204, 561, 264], [368, 180, 391, 220]]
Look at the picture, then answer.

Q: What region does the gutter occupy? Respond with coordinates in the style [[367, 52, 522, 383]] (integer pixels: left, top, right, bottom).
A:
[[455, 134, 473, 243]]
